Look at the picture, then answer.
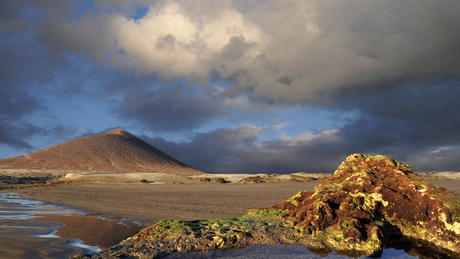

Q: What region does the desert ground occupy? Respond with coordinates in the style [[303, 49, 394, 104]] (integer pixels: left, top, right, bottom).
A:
[[12, 181, 319, 226], [1, 176, 319, 259], [8, 173, 460, 227], [0, 171, 458, 259]]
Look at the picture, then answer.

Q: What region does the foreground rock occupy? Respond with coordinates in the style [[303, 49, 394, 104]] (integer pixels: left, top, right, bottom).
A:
[[74, 154, 460, 258]]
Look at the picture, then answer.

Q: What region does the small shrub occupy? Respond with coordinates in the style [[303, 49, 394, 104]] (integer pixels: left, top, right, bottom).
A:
[[210, 177, 226, 183]]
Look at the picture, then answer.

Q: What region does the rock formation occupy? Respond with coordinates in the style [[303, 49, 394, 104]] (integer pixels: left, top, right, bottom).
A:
[[74, 154, 460, 258], [263, 154, 460, 256], [0, 128, 202, 176]]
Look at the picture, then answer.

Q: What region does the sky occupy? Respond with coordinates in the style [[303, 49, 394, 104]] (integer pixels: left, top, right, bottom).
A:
[[1, 0, 460, 174]]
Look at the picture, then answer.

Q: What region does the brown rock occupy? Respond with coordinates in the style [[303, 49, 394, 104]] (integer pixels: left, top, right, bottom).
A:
[[74, 154, 460, 258], [262, 154, 460, 255]]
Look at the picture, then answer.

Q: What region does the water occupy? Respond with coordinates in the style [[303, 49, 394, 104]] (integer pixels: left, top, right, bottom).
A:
[[0, 192, 143, 259], [0, 192, 452, 259], [165, 245, 417, 259]]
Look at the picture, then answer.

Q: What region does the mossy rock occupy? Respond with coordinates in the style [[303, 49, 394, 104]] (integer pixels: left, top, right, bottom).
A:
[[77, 154, 460, 258]]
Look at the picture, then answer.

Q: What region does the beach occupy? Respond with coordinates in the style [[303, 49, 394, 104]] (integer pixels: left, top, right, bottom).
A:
[[11, 179, 460, 226], [12, 182, 319, 226], [1, 177, 458, 259]]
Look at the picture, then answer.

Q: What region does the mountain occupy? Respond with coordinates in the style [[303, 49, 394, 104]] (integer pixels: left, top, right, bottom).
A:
[[0, 128, 203, 175]]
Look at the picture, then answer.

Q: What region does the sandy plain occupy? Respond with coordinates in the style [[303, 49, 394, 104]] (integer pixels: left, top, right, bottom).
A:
[[13, 182, 319, 226], [9, 175, 460, 226], [2, 173, 459, 259]]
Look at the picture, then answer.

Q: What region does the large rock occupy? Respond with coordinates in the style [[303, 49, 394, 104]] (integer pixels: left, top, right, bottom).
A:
[[264, 154, 460, 256], [75, 154, 460, 258]]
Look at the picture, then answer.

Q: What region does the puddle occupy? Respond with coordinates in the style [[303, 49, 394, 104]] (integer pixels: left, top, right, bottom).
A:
[[163, 236, 460, 259], [164, 245, 417, 259], [0, 192, 456, 259], [33, 213, 143, 249], [0, 192, 143, 258]]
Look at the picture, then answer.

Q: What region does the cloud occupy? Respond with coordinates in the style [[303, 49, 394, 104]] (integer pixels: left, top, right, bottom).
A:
[[141, 113, 460, 174], [119, 86, 228, 132], [35, 0, 460, 104], [109, 1, 263, 82], [17, 0, 458, 106], [337, 79, 460, 148], [0, 119, 76, 150], [29, 1, 460, 127], [141, 125, 345, 174], [0, 10, 46, 149], [2, 1, 460, 174], [116, 79, 290, 132], [0, 1, 84, 151], [138, 79, 460, 173]]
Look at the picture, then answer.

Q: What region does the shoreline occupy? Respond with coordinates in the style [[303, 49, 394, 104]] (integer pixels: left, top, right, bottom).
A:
[[9, 179, 460, 226], [11, 182, 319, 226], [2, 178, 459, 258]]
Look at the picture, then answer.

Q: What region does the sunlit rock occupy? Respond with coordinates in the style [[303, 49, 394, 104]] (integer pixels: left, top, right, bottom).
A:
[[75, 154, 460, 258]]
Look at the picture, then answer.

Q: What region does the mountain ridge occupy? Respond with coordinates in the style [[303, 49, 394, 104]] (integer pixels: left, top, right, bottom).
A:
[[0, 128, 202, 176]]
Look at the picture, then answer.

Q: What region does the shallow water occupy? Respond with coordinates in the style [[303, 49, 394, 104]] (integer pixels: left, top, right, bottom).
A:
[[164, 245, 417, 259], [0, 192, 143, 259], [0, 192, 451, 259]]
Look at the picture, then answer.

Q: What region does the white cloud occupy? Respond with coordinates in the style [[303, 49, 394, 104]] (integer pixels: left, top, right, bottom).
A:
[[113, 3, 201, 76], [430, 145, 455, 154], [280, 129, 340, 144], [38, 0, 460, 104], [111, 1, 263, 81]]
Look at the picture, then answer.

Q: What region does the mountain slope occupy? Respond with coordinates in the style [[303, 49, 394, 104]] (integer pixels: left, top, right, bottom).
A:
[[0, 128, 202, 175]]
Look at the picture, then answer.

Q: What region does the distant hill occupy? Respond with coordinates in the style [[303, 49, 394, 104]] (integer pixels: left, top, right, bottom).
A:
[[0, 128, 203, 176]]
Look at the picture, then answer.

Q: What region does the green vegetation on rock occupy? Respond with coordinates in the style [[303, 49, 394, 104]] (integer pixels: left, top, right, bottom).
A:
[[76, 154, 460, 259]]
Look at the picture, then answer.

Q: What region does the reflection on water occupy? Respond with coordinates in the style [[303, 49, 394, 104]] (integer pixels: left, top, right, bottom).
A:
[[0, 192, 143, 258], [1, 192, 457, 259], [165, 245, 417, 259], [33, 213, 143, 249], [164, 236, 460, 259], [382, 236, 460, 259]]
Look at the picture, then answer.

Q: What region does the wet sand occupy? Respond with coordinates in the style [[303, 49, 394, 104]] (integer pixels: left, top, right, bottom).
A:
[[426, 180, 460, 193], [0, 225, 83, 259], [14, 182, 318, 226], [12, 180, 460, 227], [1, 179, 457, 259], [0, 192, 145, 259], [0, 195, 85, 259], [33, 214, 143, 249]]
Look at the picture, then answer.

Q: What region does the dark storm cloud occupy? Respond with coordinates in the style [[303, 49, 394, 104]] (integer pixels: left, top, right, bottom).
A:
[[0, 1, 79, 151], [119, 86, 227, 132], [336, 79, 460, 144], [0, 123, 41, 149], [138, 78, 460, 174], [330, 79, 460, 170], [72, 0, 459, 103], [140, 126, 346, 174], [2, 0, 460, 174], [0, 13, 46, 149], [140, 125, 264, 174], [0, 91, 43, 149]]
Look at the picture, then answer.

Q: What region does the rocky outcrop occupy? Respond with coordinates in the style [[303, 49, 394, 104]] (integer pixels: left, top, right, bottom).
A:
[[75, 154, 460, 258], [263, 154, 460, 256], [236, 173, 327, 183]]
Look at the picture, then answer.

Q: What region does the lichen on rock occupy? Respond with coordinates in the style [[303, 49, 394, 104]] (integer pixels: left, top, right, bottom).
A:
[[261, 154, 460, 256], [75, 154, 460, 258]]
